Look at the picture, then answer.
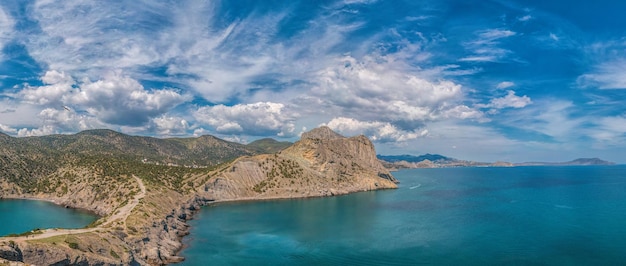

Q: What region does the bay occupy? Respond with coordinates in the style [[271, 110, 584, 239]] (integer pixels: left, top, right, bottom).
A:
[[179, 166, 626, 265], [0, 199, 97, 236]]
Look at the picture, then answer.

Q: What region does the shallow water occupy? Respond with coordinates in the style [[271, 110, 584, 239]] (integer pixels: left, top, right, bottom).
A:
[[179, 166, 626, 265], [0, 199, 97, 236]]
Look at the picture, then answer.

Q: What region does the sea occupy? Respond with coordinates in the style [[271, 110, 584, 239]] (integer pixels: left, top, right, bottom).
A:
[[179, 166, 626, 265], [0, 199, 97, 236]]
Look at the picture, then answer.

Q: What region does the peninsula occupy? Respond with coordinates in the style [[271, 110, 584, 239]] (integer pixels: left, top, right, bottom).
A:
[[0, 127, 396, 265]]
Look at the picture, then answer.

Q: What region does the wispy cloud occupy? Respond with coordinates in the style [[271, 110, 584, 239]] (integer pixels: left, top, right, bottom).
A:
[[518, 15, 532, 22], [508, 100, 584, 142], [576, 40, 626, 89], [496, 81, 515, 89], [0, 6, 14, 61], [461, 29, 516, 62], [578, 59, 626, 89]]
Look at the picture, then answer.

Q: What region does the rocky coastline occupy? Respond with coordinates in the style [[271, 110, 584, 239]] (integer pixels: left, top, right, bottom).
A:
[[0, 127, 398, 265]]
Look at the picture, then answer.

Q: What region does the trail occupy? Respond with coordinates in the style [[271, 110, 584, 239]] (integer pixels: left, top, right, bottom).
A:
[[1, 176, 146, 242]]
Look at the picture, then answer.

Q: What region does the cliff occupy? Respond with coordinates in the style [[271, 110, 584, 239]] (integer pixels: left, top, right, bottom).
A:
[[199, 127, 397, 201], [0, 127, 396, 265]]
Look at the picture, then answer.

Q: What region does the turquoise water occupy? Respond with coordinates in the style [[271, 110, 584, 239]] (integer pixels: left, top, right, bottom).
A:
[[0, 199, 98, 236], [180, 166, 626, 265]]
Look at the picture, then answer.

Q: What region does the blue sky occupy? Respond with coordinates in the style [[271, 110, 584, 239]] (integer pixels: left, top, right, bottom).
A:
[[0, 0, 625, 163]]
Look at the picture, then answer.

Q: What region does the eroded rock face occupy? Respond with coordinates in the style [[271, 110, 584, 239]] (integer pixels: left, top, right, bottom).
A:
[[200, 127, 398, 201]]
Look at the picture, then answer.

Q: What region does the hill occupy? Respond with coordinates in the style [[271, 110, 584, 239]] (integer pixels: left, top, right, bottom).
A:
[[246, 138, 293, 154], [0, 127, 395, 265]]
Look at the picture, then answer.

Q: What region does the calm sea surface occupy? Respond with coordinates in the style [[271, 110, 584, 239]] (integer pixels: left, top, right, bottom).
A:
[[179, 166, 626, 265], [0, 199, 97, 236]]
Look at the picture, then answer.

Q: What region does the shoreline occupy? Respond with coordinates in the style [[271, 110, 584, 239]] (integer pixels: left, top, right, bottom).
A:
[[1, 195, 60, 204], [0, 195, 101, 217]]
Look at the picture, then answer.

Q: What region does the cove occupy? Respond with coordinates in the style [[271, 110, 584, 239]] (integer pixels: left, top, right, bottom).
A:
[[179, 166, 626, 265], [0, 199, 98, 237]]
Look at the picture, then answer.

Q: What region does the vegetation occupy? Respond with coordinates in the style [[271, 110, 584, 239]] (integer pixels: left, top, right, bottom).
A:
[[246, 138, 292, 154], [0, 129, 268, 193]]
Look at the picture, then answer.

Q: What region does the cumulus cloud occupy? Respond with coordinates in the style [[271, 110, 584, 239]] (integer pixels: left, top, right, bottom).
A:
[[18, 71, 189, 126], [325, 117, 428, 142], [193, 102, 297, 137], [151, 116, 190, 136], [17, 125, 56, 137], [0, 123, 17, 134], [73, 73, 189, 125], [488, 90, 532, 109], [305, 55, 479, 128], [17, 70, 189, 129], [19, 70, 74, 105], [25, 107, 105, 136]]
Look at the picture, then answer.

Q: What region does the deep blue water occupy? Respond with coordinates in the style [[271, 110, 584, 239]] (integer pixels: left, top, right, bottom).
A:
[[0, 199, 97, 236], [180, 166, 626, 265]]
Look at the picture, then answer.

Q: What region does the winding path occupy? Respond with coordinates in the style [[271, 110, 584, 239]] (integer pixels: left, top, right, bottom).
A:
[[1, 176, 146, 242]]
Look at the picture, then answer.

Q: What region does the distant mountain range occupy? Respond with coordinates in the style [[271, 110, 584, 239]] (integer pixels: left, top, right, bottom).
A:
[[377, 154, 616, 169], [515, 158, 616, 166]]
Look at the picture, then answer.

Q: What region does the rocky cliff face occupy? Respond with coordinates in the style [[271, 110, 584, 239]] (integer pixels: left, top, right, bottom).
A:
[[199, 126, 397, 201]]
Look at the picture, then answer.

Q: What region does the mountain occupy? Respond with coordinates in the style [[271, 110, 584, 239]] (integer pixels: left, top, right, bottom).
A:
[[377, 154, 512, 168], [378, 154, 454, 163], [0, 127, 396, 265], [246, 138, 293, 154], [515, 158, 616, 166], [199, 126, 397, 200], [378, 153, 615, 169]]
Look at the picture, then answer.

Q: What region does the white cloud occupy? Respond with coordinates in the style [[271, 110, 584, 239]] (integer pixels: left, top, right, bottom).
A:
[[19, 70, 74, 105], [18, 71, 189, 127], [193, 102, 297, 137], [34, 107, 104, 134], [73, 74, 187, 125], [0, 7, 14, 60], [511, 100, 582, 140], [496, 81, 515, 89], [306, 55, 478, 126], [0, 123, 17, 134], [461, 29, 516, 62], [578, 40, 626, 89], [443, 105, 487, 121], [17, 125, 56, 137], [588, 116, 626, 144], [489, 90, 532, 109], [325, 117, 428, 142], [549, 33, 559, 41], [578, 59, 626, 89], [518, 15, 532, 22], [152, 116, 189, 136]]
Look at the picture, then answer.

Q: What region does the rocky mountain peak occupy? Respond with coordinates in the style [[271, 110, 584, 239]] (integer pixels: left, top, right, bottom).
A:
[[301, 126, 344, 140]]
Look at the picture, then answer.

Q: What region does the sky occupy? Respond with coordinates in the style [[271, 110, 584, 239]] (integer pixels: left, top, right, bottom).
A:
[[0, 0, 625, 163]]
